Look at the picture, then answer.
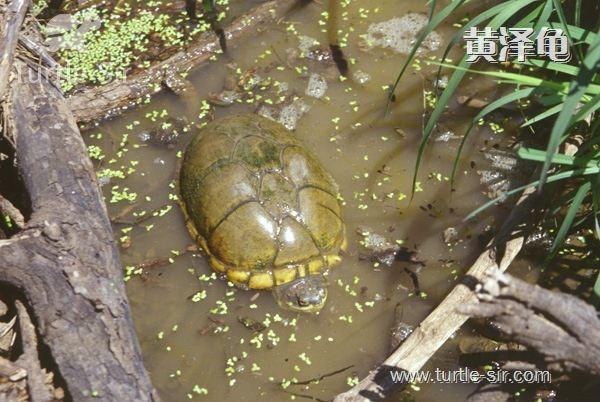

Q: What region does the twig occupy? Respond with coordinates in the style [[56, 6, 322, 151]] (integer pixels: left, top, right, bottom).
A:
[[327, 0, 348, 77], [334, 185, 538, 402], [0, 0, 30, 102], [0, 194, 25, 229], [291, 365, 354, 386], [111, 203, 172, 225], [0, 356, 26, 381], [135, 245, 196, 270], [18, 34, 60, 70], [14, 300, 52, 402]]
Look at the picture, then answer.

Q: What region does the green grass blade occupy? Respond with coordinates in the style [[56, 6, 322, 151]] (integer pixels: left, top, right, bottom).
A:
[[571, 92, 600, 126], [521, 103, 562, 127], [524, 58, 581, 76], [387, 0, 468, 109], [434, 2, 514, 86], [466, 166, 600, 220], [532, 0, 554, 32], [429, 62, 573, 93], [518, 147, 600, 170], [539, 29, 600, 189], [450, 87, 542, 185], [551, 0, 582, 62], [593, 175, 600, 241], [538, 94, 565, 106], [514, 1, 546, 27], [547, 181, 591, 259], [413, 59, 468, 196], [547, 21, 597, 45], [427, 0, 437, 22], [412, 0, 541, 196], [517, 147, 575, 164]]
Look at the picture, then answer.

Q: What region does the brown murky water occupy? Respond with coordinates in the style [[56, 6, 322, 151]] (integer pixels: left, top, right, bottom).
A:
[[85, 1, 517, 401]]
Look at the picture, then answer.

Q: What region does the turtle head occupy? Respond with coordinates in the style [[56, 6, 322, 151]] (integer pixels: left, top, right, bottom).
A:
[[272, 275, 328, 314]]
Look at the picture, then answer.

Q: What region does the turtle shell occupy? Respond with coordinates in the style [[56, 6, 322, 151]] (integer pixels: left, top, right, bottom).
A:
[[180, 114, 346, 290]]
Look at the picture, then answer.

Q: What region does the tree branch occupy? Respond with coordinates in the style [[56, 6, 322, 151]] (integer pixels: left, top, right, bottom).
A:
[[459, 269, 600, 375], [14, 300, 52, 402], [0, 0, 29, 102]]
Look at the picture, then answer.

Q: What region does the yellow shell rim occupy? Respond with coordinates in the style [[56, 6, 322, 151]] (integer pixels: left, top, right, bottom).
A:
[[179, 200, 346, 290]]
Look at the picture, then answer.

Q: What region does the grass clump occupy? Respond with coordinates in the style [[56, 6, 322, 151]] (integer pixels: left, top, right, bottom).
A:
[[391, 0, 600, 295]]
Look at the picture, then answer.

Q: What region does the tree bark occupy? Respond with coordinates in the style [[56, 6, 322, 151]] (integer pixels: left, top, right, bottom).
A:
[[0, 58, 160, 401], [460, 269, 600, 375], [0, 0, 28, 101]]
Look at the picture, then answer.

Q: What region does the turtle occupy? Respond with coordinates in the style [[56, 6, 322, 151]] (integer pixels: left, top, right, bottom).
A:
[[179, 114, 346, 313]]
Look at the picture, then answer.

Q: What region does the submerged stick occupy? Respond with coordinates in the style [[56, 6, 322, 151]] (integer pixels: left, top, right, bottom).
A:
[[334, 185, 538, 402], [291, 365, 354, 386], [67, 0, 299, 124], [327, 0, 348, 76]]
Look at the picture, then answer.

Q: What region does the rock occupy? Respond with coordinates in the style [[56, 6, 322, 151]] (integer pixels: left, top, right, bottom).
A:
[[305, 73, 328, 99], [363, 13, 441, 55], [207, 90, 239, 106], [237, 316, 266, 332], [278, 99, 310, 130], [358, 227, 401, 267], [353, 70, 371, 85], [389, 303, 414, 351], [443, 227, 458, 243], [298, 35, 320, 55], [139, 117, 187, 148]]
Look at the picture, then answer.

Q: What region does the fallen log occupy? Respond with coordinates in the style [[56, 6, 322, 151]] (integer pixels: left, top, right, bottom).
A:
[[67, 0, 299, 124], [0, 0, 28, 101], [0, 57, 160, 400], [460, 269, 600, 375]]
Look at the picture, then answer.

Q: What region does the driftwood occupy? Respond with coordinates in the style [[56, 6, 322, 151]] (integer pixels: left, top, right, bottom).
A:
[[0, 50, 160, 401], [67, 0, 299, 124], [461, 269, 600, 375], [0, 194, 24, 229], [334, 186, 538, 402], [12, 300, 53, 402], [0, 0, 28, 101]]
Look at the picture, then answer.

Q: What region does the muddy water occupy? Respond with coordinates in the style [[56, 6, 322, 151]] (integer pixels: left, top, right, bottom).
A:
[[86, 1, 511, 401]]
